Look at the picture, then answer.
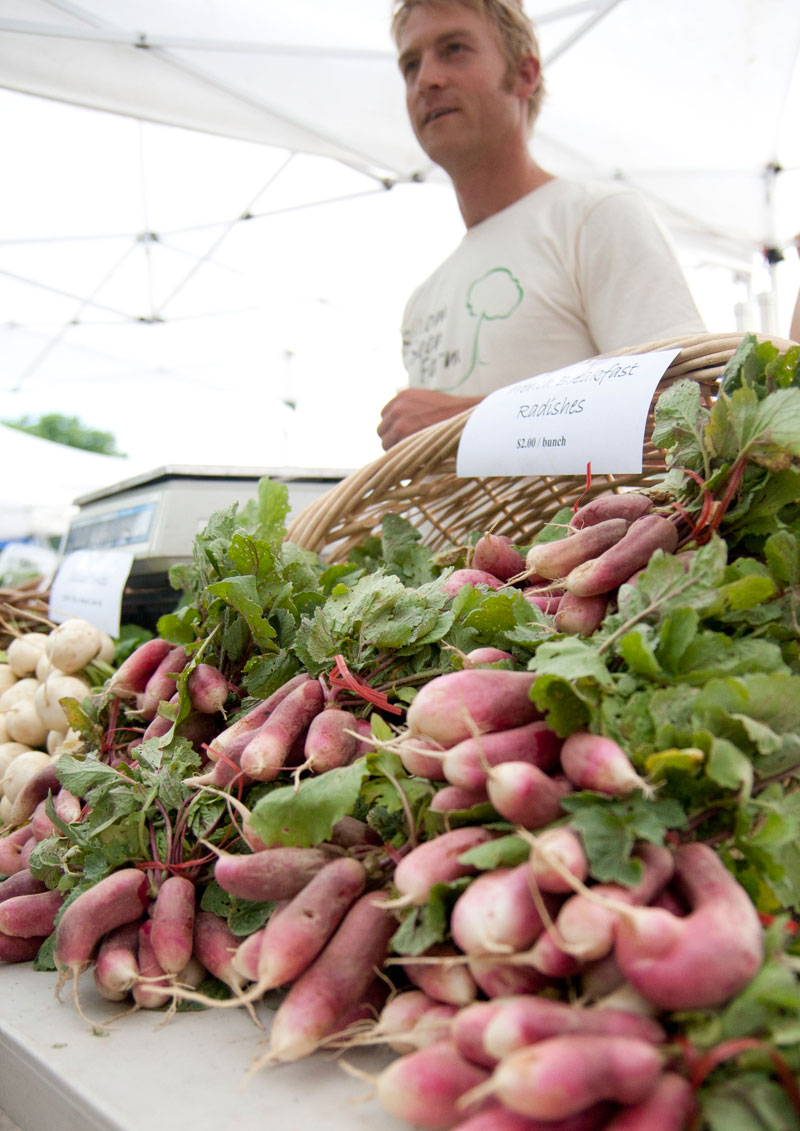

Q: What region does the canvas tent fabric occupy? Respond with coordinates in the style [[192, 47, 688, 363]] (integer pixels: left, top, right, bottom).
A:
[[1, 0, 798, 265]]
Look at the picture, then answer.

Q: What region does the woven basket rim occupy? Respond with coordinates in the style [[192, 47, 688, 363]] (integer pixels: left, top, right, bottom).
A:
[[286, 331, 796, 558]]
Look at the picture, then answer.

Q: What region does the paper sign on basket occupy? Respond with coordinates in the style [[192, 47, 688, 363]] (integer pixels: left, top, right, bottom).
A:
[[49, 549, 134, 638], [456, 350, 680, 478]]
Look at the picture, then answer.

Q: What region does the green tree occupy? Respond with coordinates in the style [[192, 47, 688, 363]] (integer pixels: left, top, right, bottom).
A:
[[1, 413, 125, 456]]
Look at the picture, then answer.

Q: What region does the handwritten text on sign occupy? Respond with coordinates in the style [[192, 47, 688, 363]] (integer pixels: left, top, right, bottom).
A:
[[456, 350, 680, 478]]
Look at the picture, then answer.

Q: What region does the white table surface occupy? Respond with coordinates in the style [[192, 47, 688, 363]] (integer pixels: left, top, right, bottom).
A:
[[0, 965, 415, 1131]]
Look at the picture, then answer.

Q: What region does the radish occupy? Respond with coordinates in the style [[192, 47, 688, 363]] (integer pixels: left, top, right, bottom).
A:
[[133, 919, 172, 1009], [526, 825, 589, 894], [468, 957, 553, 1000], [403, 946, 479, 1007], [186, 662, 230, 714], [559, 731, 652, 798], [8, 759, 61, 825], [266, 889, 398, 1061], [471, 533, 526, 582], [2, 750, 52, 806], [569, 491, 653, 530], [464, 647, 514, 665], [442, 569, 506, 597], [92, 920, 141, 1001], [372, 990, 456, 1054], [526, 519, 630, 581], [441, 720, 562, 792], [451, 1103, 614, 1131], [388, 825, 495, 908], [451, 1000, 505, 1068], [406, 669, 539, 747], [0, 930, 47, 963], [554, 593, 609, 637], [376, 1039, 492, 1129], [430, 784, 490, 813], [192, 910, 250, 999], [564, 514, 679, 597], [53, 867, 151, 982], [213, 845, 336, 902], [150, 874, 196, 976], [0, 888, 64, 937], [5, 697, 48, 749], [0, 825, 35, 875], [107, 638, 174, 699], [450, 864, 555, 956], [203, 672, 311, 763], [34, 672, 91, 734], [137, 645, 190, 721], [482, 996, 666, 1064], [601, 1071, 695, 1130], [521, 588, 563, 615], [530, 843, 675, 969], [0, 870, 47, 902], [239, 677, 325, 781], [485, 762, 572, 829], [463, 1033, 663, 1120], [614, 841, 765, 1009], [397, 737, 449, 780], [0, 677, 38, 711], [292, 706, 361, 784]]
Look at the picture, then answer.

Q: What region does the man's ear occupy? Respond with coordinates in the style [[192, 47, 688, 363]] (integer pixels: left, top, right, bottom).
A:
[[515, 53, 541, 99]]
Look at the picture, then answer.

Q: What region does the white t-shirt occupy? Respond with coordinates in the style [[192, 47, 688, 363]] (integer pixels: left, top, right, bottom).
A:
[[401, 178, 706, 397]]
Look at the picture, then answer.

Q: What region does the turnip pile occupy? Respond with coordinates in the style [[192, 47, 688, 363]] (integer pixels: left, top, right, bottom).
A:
[[2, 334, 800, 1131]]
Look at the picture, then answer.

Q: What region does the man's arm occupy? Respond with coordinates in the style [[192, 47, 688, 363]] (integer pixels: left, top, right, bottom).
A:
[[378, 388, 484, 451]]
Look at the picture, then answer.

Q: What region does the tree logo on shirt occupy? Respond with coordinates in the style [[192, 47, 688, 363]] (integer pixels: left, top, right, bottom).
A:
[[440, 267, 523, 390]]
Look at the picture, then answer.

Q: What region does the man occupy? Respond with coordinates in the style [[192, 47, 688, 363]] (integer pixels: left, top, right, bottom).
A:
[[378, 0, 706, 450]]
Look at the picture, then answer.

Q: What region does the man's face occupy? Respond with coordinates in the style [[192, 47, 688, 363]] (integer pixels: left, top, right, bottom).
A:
[[396, 2, 528, 173]]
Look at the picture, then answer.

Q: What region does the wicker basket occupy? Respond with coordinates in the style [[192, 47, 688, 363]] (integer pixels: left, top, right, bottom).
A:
[[0, 578, 54, 651], [286, 332, 795, 561]]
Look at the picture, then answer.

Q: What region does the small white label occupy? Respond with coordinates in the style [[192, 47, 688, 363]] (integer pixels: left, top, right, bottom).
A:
[[49, 550, 134, 638], [456, 350, 680, 477]]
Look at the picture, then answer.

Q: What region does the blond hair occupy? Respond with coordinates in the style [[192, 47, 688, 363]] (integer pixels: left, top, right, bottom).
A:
[[390, 0, 545, 127]]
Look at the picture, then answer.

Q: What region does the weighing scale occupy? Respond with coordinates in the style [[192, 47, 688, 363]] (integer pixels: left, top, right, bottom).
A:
[[61, 464, 349, 628]]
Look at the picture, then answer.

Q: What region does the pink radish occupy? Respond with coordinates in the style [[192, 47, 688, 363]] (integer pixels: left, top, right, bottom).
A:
[[601, 1071, 695, 1131], [53, 868, 151, 980], [451, 1000, 506, 1068], [614, 841, 765, 1009], [464, 647, 514, 665], [450, 864, 555, 956], [430, 785, 490, 813], [406, 669, 539, 747], [53, 788, 82, 824], [527, 826, 589, 894], [267, 889, 398, 1061], [292, 707, 361, 783], [231, 924, 268, 983], [132, 920, 172, 1009], [564, 514, 679, 597], [0, 826, 35, 876], [451, 1105, 613, 1131], [465, 1033, 663, 1120], [213, 845, 336, 902], [137, 645, 190, 721], [443, 569, 506, 597], [0, 870, 47, 902], [486, 762, 572, 828], [521, 588, 563, 615], [92, 920, 141, 1001], [388, 826, 495, 908], [559, 731, 652, 797], [372, 990, 456, 1054], [0, 930, 47, 963], [482, 996, 666, 1064], [239, 677, 325, 781], [204, 672, 311, 764], [442, 720, 562, 792], [471, 534, 526, 582], [554, 593, 609, 637], [376, 1039, 492, 1129], [403, 946, 479, 1008], [192, 910, 249, 997], [468, 957, 554, 999], [526, 519, 630, 580], [248, 856, 366, 992], [150, 874, 196, 976], [530, 843, 674, 970], [0, 888, 64, 938], [569, 491, 653, 530], [8, 760, 61, 825], [107, 638, 174, 698], [187, 663, 230, 714], [398, 737, 449, 780]]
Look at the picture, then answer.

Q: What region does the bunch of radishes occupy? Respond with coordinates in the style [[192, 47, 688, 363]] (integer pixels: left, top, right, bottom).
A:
[[0, 618, 114, 825], [453, 490, 680, 637]]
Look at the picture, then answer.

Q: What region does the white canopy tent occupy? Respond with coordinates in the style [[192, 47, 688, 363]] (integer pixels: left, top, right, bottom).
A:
[[0, 0, 798, 474]]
